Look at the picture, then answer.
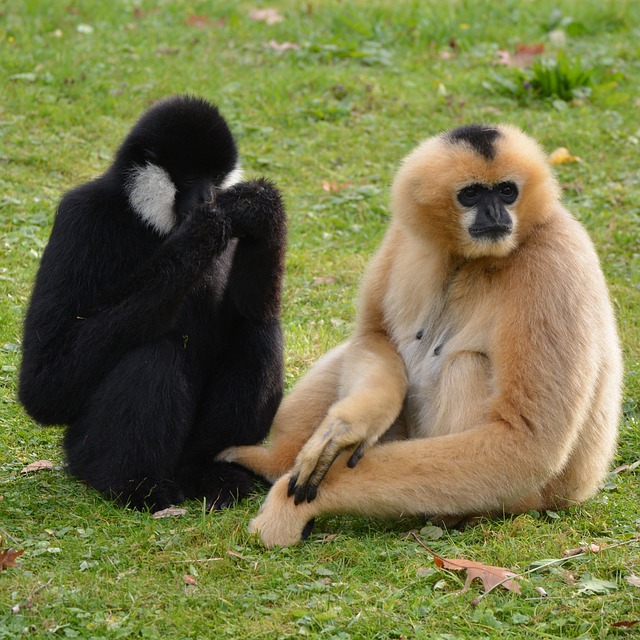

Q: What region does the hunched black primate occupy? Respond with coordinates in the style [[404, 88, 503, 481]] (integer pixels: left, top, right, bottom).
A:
[[19, 95, 287, 511]]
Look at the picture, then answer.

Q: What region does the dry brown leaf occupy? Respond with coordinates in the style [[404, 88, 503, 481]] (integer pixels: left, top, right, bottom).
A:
[[1, 547, 24, 571], [267, 40, 299, 51], [612, 621, 640, 628], [496, 50, 512, 66], [496, 43, 544, 68], [21, 460, 54, 474], [313, 276, 336, 285], [151, 507, 187, 519], [320, 533, 339, 542], [249, 8, 284, 25], [549, 147, 581, 164], [321, 180, 350, 192], [434, 556, 521, 594], [183, 574, 197, 586], [185, 14, 210, 29]]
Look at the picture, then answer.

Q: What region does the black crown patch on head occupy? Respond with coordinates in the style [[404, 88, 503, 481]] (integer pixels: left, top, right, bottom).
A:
[[447, 124, 501, 160]]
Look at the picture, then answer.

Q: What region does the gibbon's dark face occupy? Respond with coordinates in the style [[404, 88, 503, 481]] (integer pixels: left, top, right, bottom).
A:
[[456, 181, 518, 242], [120, 95, 242, 235]]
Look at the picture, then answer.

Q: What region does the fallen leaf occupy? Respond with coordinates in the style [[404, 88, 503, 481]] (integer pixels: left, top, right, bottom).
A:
[[321, 180, 350, 192], [549, 147, 581, 164], [434, 556, 521, 594], [185, 14, 210, 29], [1, 548, 24, 571], [496, 43, 544, 68], [320, 533, 339, 542], [249, 8, 284, 25], [313, 276, 336, 285], [21, 460, 54, 474], [267, 40, 299, 51], [512, 42, 544, 67], [151, 507, 187, 519], [410, 532, 522, 597], [626, 574, 640, 588], [183, 574, 197, 586], [612, 620, 640, 628], [495, 50, 511, 66], [577, 573, 617, 595]]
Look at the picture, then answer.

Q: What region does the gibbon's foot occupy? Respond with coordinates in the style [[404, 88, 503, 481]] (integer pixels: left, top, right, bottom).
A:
[[200, 462, 261, 511], [215, 444, 291, 484], [301, 519, 316, 540], [249, 475, 315, 548], [108, 478, 185, 513]]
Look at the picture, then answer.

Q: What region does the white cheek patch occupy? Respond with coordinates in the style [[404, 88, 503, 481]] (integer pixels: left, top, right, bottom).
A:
[[220, 164, 244, 190], [127, 163, 177, 235], [461, 208, 476, 232]]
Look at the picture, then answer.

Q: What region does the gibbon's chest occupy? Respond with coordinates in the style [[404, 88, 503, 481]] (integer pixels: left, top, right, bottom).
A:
[[384, 253, 496, 437]]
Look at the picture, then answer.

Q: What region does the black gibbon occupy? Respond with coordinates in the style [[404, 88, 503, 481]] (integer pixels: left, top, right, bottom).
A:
[[19, 95, 287, 512], [219, 124, 622, 547]]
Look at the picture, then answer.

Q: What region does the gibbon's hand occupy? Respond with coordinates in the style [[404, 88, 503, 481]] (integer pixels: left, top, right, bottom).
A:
[[216, 178, 284, 240], [185, 196, 232, 248], [287, 416, 370, 505]]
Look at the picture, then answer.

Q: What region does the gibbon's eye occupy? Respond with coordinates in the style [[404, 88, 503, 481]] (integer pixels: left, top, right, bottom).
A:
[[457, 184, 482, 207], [183, 177, 196, 185], [498, 182, 518, 204]]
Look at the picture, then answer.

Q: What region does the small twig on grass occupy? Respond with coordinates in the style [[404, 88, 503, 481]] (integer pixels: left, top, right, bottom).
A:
[[0, 529, 20, 545], [11, 577, 54, 614]]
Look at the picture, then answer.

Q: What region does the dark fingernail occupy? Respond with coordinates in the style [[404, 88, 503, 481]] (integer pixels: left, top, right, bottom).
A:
[[287, 474, 298, 497], [294, 487, 306, 506], [347, 443, 365, 468]]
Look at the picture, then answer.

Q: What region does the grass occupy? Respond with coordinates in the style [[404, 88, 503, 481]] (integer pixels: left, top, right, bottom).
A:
[[1, 0, 639, 637]]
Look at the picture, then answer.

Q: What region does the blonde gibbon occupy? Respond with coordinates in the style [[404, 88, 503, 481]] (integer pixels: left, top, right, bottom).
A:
[[219, 123, 622, 548]]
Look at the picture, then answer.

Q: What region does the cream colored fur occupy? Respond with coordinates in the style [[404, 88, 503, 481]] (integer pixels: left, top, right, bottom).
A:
[[219, 125, 622, 547]]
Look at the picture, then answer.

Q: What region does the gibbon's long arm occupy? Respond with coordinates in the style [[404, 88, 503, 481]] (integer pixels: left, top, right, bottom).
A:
[[217, 179, 287, 323], [19, 193, 230, 425], [286, 240, 408, 504]]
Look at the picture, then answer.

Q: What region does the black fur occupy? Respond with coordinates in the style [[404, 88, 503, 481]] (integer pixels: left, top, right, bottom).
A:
[[447, 124, 501, 160], [19, 96, 287, 512]]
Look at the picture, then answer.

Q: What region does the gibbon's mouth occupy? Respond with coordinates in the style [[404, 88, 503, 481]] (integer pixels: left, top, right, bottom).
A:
[[468, 224, 513, 241]]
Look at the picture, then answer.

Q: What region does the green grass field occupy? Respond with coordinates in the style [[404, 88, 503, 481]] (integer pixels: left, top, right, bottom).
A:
[[1, 1, 639, 638]]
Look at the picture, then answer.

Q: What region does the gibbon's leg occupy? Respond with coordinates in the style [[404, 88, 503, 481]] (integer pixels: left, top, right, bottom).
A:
[[287, 334, 407, 504], [217, 343, 347, 482], [64, 341, 196, 511], [539, 360, 620, 508], [249, 422, 553, 548], [176, 319, 284, 509]]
